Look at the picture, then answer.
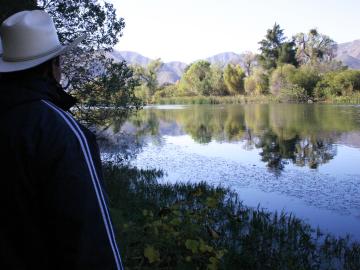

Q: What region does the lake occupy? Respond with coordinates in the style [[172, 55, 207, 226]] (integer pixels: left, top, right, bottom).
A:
[[100, 103, 360, 240]]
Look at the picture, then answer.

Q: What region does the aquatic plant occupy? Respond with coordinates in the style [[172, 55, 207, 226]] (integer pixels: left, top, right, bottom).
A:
[[103, 163, 360, 269]]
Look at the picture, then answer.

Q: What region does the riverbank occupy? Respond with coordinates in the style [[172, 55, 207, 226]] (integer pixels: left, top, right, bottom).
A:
[[103, 163, 360, 270], [151, 94, 360, 105], [152, 95, 276, 105]]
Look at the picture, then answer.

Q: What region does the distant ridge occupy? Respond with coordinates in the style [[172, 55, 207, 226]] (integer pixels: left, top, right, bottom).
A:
[[108, 40, 360, 84], [206, 52, 245, 67], [337, 39, 360, 69]]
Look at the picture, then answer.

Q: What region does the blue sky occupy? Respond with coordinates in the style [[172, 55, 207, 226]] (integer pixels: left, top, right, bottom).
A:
[[109, 0, 360, 63]]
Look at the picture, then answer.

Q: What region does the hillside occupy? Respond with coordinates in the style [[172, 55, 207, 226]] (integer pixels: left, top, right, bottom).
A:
[[206, 52, 245, 67], [337, 39, 360, 69]]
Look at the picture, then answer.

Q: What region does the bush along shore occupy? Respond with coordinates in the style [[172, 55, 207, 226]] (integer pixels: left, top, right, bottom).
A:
[[151, 94, 360, 105], [103, 163, 360, 270]]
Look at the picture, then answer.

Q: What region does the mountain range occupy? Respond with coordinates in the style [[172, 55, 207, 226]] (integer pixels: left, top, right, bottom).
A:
[[108, 39, 360, 84]]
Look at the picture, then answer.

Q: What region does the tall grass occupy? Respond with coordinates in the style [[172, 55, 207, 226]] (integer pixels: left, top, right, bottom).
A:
[[103, 163, 360, 270], [322, 93, 360, 104], [152, 95, 277, 105]]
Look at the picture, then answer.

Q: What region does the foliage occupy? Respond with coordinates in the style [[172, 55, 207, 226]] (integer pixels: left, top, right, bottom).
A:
[[294, 29, 337, 65], [244, 77, 257, 95], [258, 23, 298, 69], [179, 61, 213, 96], [289, 65, 321, 97], [152, 95, 274, 105], [244, 68, 269, 95], [178, 61, 227, 97], [269, 64, 320, 98], [278, 85, 309, 103], [210, 64, 228, 96], [133, 59, 164, 102], [269, 64, 297, 96], [0, 0, 141, 125], [152, 83, 179, 100], [243, 52, 258, 76], [223, 64, 246, 95], [103, 163, 360, 269], [74, 61, 142, 126], [315, 70, 360, 98]]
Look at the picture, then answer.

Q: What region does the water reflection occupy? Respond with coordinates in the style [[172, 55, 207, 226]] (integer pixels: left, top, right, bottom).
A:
[[101, 104, 360, 173]]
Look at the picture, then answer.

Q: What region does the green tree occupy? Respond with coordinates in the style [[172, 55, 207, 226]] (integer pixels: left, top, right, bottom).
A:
[[179, 61, 213, 96], [209, 64, 228, 96], [133, 59, 163, 101], [315, 70, 360, 97], [269, 64, 297, 96], [223, 64, 246, 95], [290, 65, 321, 97], [244, 76, 257, 95], [0, 0, 142, 126], [294, 29, 337, 66], [259, 23, 298, 69], [245, 68, 269, 95]]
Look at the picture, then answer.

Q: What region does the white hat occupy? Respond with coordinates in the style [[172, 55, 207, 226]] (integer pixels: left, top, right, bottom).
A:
[[0, 10, 85, 73]]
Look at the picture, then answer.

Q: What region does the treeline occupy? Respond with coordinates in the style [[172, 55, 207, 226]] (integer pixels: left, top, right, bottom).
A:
[[132, 24, 360, 103]]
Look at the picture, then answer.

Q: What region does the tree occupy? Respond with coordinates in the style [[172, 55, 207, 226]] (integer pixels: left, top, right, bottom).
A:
[[209, 64, 228, 96], [0, 0, 142, 126], [269, 64, 297, 96], [245, 68, 269, 95], [294, 29, 337, 66], [179, 61, 213, 96], [223, 64, 245, 95], [133, 59, 163, 101], [243, 51, 257, 76], [258, 23, 298, 69], [315, 70, 360, 97]]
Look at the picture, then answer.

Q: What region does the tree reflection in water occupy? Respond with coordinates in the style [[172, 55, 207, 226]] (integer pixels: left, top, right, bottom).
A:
[[100, 104, 359, 174]]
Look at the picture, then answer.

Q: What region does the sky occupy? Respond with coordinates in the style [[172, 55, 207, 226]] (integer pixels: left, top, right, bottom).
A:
[[109, 0, 360, 63]]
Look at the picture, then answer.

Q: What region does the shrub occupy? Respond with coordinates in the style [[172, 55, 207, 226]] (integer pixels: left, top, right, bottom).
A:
[[244, 77, 257, 95], [315, 70, 360, 98], [245, 68, 269, 95], [290, 65, 321, 97], [279, 85, 309, 103], [269, 64, 297, 96]]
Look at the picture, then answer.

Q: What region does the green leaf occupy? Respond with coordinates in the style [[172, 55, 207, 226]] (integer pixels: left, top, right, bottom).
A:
[[206, 197, 218, 208], [144, 245, 160, 264], [185, 239, 199, 254]]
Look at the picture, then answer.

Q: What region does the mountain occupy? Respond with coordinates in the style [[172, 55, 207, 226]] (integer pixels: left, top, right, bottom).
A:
[[108, 50, 152, 66], [337, 40, 360, 69], [108, 41, 360, 85], [108, 50, 187, 84], [206, 52, 245, 67], [157, 61, 188, 85]]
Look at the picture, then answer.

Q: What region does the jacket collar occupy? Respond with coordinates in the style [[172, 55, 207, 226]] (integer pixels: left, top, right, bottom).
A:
[[0, 77, 77, 114]]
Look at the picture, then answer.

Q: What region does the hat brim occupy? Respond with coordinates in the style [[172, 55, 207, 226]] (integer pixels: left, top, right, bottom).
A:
[[0, 34, 86, 73]]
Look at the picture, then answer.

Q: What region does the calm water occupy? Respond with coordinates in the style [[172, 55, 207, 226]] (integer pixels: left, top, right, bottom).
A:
[[100, 104, 360, 239]]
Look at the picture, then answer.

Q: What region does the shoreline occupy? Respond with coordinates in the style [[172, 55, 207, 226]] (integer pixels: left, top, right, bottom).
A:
[[148, 94, 360, 105]]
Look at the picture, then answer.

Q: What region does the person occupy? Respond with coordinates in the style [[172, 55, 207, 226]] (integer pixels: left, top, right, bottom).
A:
[[0, 10, 124, 270]]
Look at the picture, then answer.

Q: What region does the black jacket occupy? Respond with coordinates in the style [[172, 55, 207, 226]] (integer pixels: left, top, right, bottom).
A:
[[0, 78, 123, 270]]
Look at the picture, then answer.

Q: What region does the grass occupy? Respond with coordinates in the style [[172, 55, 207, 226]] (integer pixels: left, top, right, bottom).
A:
[[152, 95, 277, 105], [321, 93, 360, 104], [151, 94, 360, 106], [103, 162, 360, 270]]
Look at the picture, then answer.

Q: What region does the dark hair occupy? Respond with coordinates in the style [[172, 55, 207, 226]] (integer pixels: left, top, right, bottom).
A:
[[0, 56, 59, 81]]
